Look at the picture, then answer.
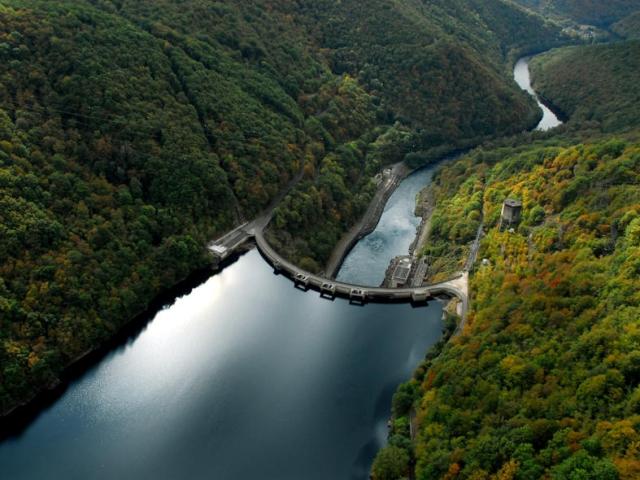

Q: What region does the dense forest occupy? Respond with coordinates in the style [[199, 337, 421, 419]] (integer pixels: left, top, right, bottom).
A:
[[376, 136, 640, 480], [371, 29, 640, 479], [0, 0, 565, 417], [612, 11, 640, 39], [267, 0, 566, 270], [512, 0, 640, 26], [530, 41, 640, 133], [4, 1, 640, 478]]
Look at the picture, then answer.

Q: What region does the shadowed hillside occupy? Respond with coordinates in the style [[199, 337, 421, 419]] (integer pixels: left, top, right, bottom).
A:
[[531, 41, 640, 133], [613, 11, 640, 38], [513, 0, 640, 26]]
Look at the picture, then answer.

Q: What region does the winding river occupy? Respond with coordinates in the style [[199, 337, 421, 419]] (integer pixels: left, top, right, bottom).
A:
[[0, 56, 557, 479], [514, 57, 563, 131], [336, 57, 562, 288]]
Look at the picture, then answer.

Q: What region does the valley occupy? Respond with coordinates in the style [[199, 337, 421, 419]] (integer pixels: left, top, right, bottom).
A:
[[1, 1, 640, 479]]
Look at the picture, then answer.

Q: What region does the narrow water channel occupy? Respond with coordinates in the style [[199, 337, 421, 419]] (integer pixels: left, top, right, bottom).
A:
[[337, 164, 440, 287], [514, 57, 563, 131]]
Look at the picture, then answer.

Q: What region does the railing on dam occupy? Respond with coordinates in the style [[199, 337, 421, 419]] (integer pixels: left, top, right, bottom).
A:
[[252, 229, 467, 308]]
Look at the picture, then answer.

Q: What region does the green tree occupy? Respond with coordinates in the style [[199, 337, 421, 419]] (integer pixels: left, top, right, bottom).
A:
[[371, 446, 410, 480]]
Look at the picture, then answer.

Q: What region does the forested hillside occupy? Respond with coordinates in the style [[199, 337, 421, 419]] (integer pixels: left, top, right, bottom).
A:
[[296, 0, 558, 141], [372, 28, 640, 478], [513, 0, 640, 26], [375, 136, 640, 479], [613, 11, 640, 38], [0, 0, 563, 417], [530, 41, 640, 133], [0, 0, 397, 415], [267, 0, 565, 270]]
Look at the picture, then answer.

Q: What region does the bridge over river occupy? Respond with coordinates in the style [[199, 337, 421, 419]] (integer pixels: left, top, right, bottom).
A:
[[208, 219, 469, 316]]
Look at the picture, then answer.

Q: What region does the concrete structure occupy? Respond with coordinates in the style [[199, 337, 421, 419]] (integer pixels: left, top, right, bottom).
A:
[[294, 273, 310, 289], [349, 288, 366, 304], [410, 259, 428, 288], [390, 257, 412, 288], [253, 228, 467, 311], [210, 245, 228, 257], [208, 223, 250, 261], [207, 161, 469, 321], [501, 198, 522, 227]]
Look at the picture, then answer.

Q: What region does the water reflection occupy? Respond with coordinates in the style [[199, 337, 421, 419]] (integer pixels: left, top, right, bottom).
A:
[[0, 250, 443, 480], [514, 57, 563, 131]]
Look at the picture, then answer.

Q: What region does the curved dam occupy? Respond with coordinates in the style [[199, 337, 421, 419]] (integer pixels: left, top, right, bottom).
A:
[[253, 228, 468, 308]]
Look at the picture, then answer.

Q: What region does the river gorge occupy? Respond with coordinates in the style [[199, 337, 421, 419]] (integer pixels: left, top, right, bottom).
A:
[[0, 57, 561, 479]]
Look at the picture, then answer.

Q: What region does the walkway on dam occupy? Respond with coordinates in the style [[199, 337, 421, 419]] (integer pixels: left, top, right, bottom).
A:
[[209, 222, 468, 316], [207, 160, 470, 318]]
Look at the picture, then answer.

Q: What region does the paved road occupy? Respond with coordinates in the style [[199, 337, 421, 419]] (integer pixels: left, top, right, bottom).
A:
[[465, 222, 484, 272]]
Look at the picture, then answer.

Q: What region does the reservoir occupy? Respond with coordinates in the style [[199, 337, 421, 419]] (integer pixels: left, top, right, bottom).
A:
[[0, 249, 444, 479], [0, 54, 554, 480]]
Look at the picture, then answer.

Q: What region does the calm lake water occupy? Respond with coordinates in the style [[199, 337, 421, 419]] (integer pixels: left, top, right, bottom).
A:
[[0, 249, 444, 480], [337, 164, 439, 287], [514, 57, 563, 131]]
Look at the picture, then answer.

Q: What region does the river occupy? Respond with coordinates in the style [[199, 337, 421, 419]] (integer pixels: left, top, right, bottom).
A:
[[514, 57, 563, 131], [336, 57, 560, 288], [337, 165, 439, 287]]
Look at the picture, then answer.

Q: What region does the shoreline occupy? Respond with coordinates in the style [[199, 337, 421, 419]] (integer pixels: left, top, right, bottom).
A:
[[535, 91, 571, 125], [0, 156, 438, 436], [518, 55, 569, 129], [1, 51, 546, 436], [324, 151, 465, 279], [409, 184, 436, 257], [0, 249, 251, 438], [323, 161, 411, 278]]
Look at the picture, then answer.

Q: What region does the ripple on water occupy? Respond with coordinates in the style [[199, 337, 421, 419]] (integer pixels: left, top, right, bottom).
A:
[[337, 164, 437, 286], [0, 250, 444, 480]]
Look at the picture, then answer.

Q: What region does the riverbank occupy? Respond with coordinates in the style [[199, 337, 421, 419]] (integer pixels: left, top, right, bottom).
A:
[[323, 161, 411, 278], [514, 56, 565, 131], [370, 53, 564, 476], [0, 248, 252, 437], [0, 249, 448, 480], [1, 51, 558, 458], [326, 152, 467, 281], [1, 155, 438, 432], [410, 184, 436, 257]]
